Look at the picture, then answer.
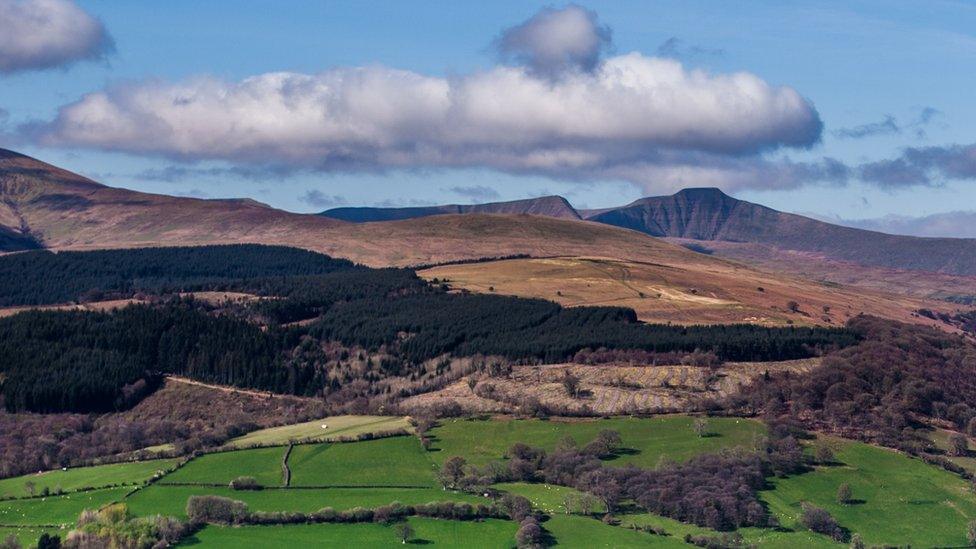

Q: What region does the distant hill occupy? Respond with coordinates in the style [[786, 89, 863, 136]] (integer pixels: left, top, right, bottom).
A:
[[586, 187, 976, 277], [321, 195, 581, 222]]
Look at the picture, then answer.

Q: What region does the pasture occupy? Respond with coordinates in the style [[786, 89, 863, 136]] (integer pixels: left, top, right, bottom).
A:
[[223, 415, 411, 449], [762, 436, 976, 547], [0, 458, 179, 498], [287, 436, 437, 487], [0, 487, 129, 526], [6, 416, 976, 547], [124, 486, 483, 518], [427, 415, 764, 466], [178, 518, 517, 548], [161, 447, 286, 486]]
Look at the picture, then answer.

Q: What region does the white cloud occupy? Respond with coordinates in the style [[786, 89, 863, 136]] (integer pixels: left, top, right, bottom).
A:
[[495, 4, 611, 77], [32, 54, 822, 192], [0, 0, 113, 74]]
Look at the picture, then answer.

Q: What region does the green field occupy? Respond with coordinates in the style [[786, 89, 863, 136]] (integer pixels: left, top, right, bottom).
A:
[[288, 437, 437, 487], [224, 415, 412, 449], [0, 526, 60, 548], [429, 415, 764, 466], [125, 485, 485, 518], [619, 512, 840, 548], [545, 514, 684, 548], [178, 518, 517, 548], [0, 487, 129, 526], [161, 447, 286, 486], [0, 458, 180, 499], [762, 436, 976, 547]]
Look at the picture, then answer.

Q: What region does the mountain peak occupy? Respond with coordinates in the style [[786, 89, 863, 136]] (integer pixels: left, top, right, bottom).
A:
[[672, 187, 732, 200]]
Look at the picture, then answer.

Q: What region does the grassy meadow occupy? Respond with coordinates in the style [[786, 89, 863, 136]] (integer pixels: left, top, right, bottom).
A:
[[427, 415, 764, 466], [161, 446, 286, 486], [125, 485, 483, 518], [287, 436, 438, 487], [178, 518, 518, 548], [223, 415, 411, 449], [0, 487, 130, 526], [0, 458, 179, 499]]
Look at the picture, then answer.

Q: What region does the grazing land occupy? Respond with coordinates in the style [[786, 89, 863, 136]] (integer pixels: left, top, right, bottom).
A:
[[762, 436, 976, 547], [223, 415, 411, 449], [288, 437, 438, 487], [161, 447, 286, 486], [427, 416, 764, 466], [179, 518, 518, 548], [3, 416, 976, 547], [0, 458, 179, 498], [125, 486, 482, 518], [0, 487, 130, 526]]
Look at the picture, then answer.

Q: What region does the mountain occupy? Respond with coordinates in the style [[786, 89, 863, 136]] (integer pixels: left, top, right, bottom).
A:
[[0, 148, 346, 253], [0, 148, 963, 330], [586, 187, 976, 277], [321, 195, 581, 222]]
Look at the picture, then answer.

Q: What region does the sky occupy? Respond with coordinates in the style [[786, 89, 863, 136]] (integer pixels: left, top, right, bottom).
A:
[[1, 0, 975, 236]]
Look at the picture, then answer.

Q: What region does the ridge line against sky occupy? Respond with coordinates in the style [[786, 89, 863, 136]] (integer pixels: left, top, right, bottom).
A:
[[0, 0, 974, 237]]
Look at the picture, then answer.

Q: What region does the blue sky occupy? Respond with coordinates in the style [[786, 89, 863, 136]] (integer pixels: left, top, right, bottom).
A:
[[1, 0, 975, 233]]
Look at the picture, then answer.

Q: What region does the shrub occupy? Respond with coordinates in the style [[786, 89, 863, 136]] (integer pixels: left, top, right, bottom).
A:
[[800, 503, 845, 542], [836, 483, 853, 505], [186, 495, 249, 525], [515, 516, 543, 549], [393, 522, 414, 544], [229, 476, 262, 490], [501, 494, 533, 521], [949, 433, 969, 457]]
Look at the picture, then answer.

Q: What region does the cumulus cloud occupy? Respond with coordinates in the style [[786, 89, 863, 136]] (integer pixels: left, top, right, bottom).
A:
[[29, 55, 823, 191], [0, 0, 113, 74], [495, 4, 611, 77], [859, 142, 976, 188]]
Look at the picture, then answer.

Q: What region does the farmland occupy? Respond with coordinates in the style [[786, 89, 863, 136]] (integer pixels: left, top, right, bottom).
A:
[[426, 415, 764, 466], [222, 415, 411, 449], [3, 415, 976, 547], [287, 437, 437, 487], [0, 458, 179, 498]]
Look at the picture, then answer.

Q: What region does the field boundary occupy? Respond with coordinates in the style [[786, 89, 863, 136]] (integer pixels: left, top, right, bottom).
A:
[[152, 483, 439, 490], [282, 444, 294, 486]]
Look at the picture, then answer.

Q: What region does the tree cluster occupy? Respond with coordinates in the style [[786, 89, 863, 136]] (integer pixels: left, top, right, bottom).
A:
[[735, 315, 976, 449]]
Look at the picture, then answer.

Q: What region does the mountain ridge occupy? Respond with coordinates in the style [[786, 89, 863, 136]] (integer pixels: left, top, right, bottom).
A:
[[321, 194, 581, 222]]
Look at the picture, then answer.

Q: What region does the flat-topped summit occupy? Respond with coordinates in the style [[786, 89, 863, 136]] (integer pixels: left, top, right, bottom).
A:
[[321, 194, 581, 223]]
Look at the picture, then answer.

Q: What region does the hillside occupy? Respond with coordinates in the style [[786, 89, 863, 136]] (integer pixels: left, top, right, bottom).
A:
[[0, 148, 346, 252], [587, 187, 976, 277], [320, 195, 581, 222]]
